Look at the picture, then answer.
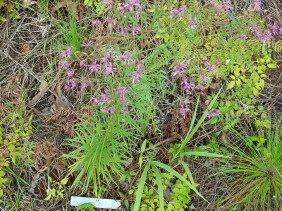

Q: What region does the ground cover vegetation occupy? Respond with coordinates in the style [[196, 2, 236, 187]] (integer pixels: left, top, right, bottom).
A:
[[0, 0, 282, 210]]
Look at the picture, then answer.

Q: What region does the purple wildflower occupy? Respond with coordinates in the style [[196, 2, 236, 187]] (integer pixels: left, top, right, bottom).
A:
[[170, 9, 179, 17], [223, 0, 233, 11], [130, 69, 143, 83], [103, 106, 115, 114], [254, 0, 262, 11], [122, 106, 128, 112], [279, 27, 282, 36], [207, 62, 216, 72], [62, 61, 71, 68], [268, 23, 279, 34], [118, 51, 133, 64], [88, 60, 101, 73], [81, 81, 87, 90], [170, 7, 185, 18], [106, 18, 118, 29], [69, 79, 77, 89], [64, 84, 70, 91], [92, 19, 103, 28], [104, 61, 117, 75], [91, 92, 110, 104], [266, 15, 272, 21], [61, 47, 72, 58], [201, 75, 209, 82], [79, 59, 86, 67], [179, 108, 191, 119], [207, 109, 220, 119], [172, 63, 188, 77], [189, 17, 198, 29], [67, 70, 75, 77], [81, 40, 94, 48], [211, 2, 225, 15], [178, 7, 185, 16], [105, 49, 113, 58], [182, 77, 196, 91], [259, 30, 272, 42], [102, 0, 112, 8], [240, 34, 247, 39], [178, 100, 191, 119], [119, 0, 141, 13], [130, 24, 141, 35], [101, 92, 110, 102], [116, 86, 129, 104], [120, 27, 128, 36]]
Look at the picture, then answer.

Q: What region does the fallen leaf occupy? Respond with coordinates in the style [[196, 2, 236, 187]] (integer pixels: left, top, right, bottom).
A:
[[29, 80, 49, 106], [22, 43, 30, 54]]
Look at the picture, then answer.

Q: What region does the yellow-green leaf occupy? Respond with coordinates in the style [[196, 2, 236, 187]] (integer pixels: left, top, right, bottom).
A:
[[227, 81, 235, 90]]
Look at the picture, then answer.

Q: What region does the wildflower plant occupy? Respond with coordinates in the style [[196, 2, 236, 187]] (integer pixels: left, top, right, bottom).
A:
[[56, 0, 281, 208], [0, 100, 33, 197]]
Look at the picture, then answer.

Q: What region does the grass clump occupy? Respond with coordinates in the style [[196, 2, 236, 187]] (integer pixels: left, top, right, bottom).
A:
[[217, 115, 282, 209]]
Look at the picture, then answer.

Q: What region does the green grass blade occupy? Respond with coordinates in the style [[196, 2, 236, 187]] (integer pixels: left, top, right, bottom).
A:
[[172, 90, 221, 161], [133, 163, 151, 211], [152, 166, 165, 211], [181, 151, 230, 158], [178, 160, 196, 187], [152, 161, 206, 201]]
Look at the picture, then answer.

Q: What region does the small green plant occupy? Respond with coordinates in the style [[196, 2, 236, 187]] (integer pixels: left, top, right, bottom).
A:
[[216, 114, 282, 209], [130, 172, 191, 211], [132, 95, 228, 211], [0, 0, 20, 21], [0, 101, 33, 197], [45, 177, 68, 201]]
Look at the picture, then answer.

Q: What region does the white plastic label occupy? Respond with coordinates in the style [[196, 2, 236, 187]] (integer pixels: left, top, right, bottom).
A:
[[70, 196, 121, 209]]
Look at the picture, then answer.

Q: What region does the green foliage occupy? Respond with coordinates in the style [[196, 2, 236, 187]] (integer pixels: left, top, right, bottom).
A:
[[148, 1, 277, 129], [55, 0, 281, 209], [0, 102, 33, 197], [77, 202, 95, 210], [132, 121, 226, 211], [45, 177, 68, 201], [216, 115, 282, 209], [0, 0, 20, 21], [65, 108, 133, 196], [273, 40, 282, 52], [130, 169, 191, 211]]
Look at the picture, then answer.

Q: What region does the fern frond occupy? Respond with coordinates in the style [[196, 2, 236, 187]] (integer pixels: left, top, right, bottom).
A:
[[273, 40, 282, 52]]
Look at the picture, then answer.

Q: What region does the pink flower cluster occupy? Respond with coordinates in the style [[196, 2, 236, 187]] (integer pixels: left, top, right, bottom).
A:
[[170, 7, 185, 18], [210, 0, 234, 15], [172, 63, 188, 77], [178, 99, 191, 119], [254, 0, 262, 11], [119, 24, 141, 36], [60, 39, 145, 114], [189, 17, 198, 29], [249, 24, 273, 42], [61, 59, 88, 95], [92, 90, 115, 114], [118, 0, 141, 14], [102, 0, 112, 8], [207, 108, 220, 119]]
